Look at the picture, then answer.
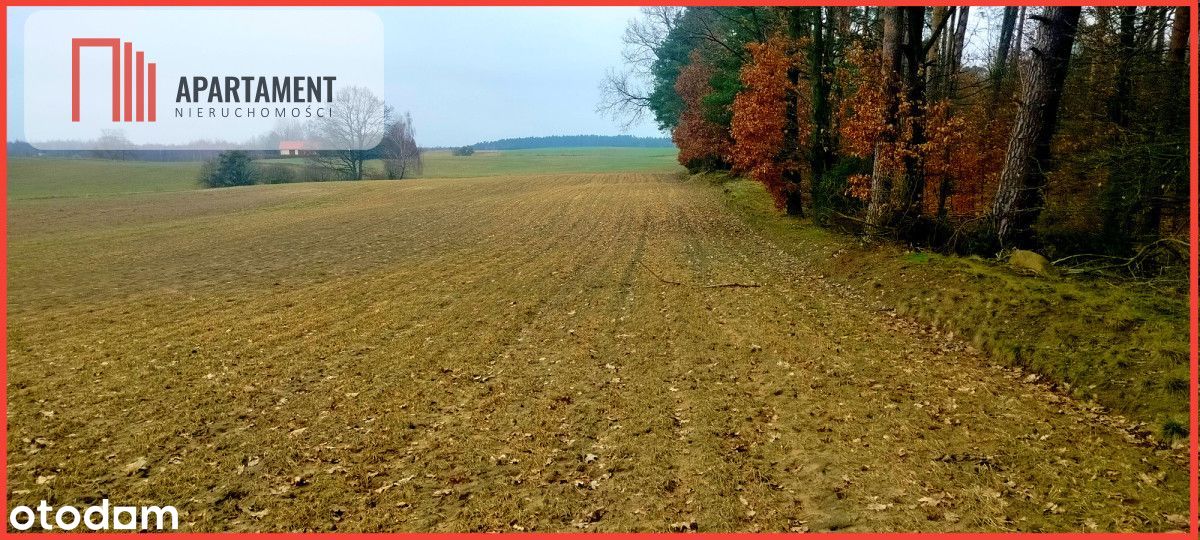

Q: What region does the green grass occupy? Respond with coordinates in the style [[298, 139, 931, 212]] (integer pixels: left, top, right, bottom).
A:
[[415, 147, 681, 178], [7, 158, 202, 200], [710, 173, 1190, 438], [269, 147, 682, 179], [8, 148, 681, 201]]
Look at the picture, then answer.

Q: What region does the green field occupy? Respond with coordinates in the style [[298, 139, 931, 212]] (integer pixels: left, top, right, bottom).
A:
[[4, 150, 1188, 532], [414, 147, 680, 177], [7, 148, 681, 201], [269, 147, 681, 178], [7, 158, 203, 200]]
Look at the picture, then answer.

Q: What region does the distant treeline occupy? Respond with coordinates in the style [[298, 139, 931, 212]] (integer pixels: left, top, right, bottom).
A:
[[7, 141, 262, 162], [8, 135, 675, 161], [5, 140, 397, 163], [470, 135, 673, 151]]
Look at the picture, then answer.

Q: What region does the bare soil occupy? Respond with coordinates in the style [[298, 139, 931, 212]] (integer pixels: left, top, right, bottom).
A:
[[6, 172, 1188, 531]]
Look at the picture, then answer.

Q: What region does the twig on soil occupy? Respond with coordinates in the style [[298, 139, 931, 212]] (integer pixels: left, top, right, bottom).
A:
[[1051, 238, 1188, 280], [638, 260, 682, 285], [638, 260, 760, 289], [833, 211, 894, 232], [702, 282, 761, 289]]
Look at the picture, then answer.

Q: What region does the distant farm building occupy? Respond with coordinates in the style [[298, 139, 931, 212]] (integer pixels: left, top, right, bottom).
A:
[[279, 141, 315, 157]]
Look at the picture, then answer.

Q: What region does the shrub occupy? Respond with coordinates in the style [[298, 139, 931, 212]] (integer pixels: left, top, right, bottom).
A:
[[451, 146, 475, 156], [811, 157, 868, 225], [199, 151, 258, 188], [255, 163, 297, 184]]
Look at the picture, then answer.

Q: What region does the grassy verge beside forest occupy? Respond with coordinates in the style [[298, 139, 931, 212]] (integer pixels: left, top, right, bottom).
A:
[[707, 173, 1190, 441]]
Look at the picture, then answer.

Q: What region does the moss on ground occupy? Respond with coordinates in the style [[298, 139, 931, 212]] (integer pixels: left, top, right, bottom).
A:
[[709, 174, 1189, 441]]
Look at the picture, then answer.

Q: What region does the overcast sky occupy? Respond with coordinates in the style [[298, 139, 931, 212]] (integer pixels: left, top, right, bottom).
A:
[[5, 7, 664, 147]]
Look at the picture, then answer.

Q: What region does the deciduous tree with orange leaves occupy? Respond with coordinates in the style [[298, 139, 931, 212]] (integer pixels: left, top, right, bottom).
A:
[[671, 52, 732, 172], [729, 36, 809, 211], [606, 6, 1192, 263]]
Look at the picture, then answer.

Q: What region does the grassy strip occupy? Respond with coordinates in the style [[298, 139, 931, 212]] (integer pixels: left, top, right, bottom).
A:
[[8, 158, 202, 200], [708, 173, 1190, 441], [265, 147, 682, 179], [8, 150, 681, 201]]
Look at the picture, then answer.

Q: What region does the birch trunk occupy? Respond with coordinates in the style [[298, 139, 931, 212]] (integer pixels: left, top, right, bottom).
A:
[[866, 7, 903, 228]]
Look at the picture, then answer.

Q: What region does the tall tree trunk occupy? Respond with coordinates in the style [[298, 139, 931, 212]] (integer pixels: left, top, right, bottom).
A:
[[1100, 7, 1142, 241], [1144, 6, 1192, 234], [1137, 7, 1162, 51], [992, 6, 1019, 107], [992, 7, 1082, 248], [897, 6, 927, 226], [1013, 6, 1027, 71], [1152, 7, 1168, 60], [1109, 7, 1137, 127], [935, 4, 959, 219], [1163, 5, 1189, 120], [782, 8, 806, 216], [1166, 7, 1190, 72], [832, 6, 851, 40], [869, 6, 882, 40], [947, 7, 969, 99], [810, 7, 835, 217], [926, 7, 949, 100], [867, 7, 904, 228], [829, 7, 850, 153], [1088, 8, 1113, 108], [935, 10, 950, 98]]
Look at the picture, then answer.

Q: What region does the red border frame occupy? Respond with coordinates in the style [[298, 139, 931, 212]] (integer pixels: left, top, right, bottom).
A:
[[0, 1, 1196, 537]]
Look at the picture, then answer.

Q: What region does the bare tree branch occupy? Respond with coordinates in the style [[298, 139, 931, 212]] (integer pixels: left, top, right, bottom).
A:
[[309, 86, 387, 180]]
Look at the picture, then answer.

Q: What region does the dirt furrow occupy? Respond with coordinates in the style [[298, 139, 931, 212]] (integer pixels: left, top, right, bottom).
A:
[[6, 172, 1187, 532]]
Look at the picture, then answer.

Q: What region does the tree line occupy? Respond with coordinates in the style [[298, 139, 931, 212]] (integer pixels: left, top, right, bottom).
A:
[[600, 6, 1191, 264], [470, 134, 674, 150], [196, 88, 422, 187], [10, 86, 422, 186]]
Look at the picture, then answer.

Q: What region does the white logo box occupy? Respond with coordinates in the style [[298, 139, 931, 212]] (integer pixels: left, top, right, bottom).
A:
[[24, 9, 385, 150]]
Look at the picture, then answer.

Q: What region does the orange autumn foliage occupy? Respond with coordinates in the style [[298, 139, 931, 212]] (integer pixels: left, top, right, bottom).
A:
[[835, 45, 887, 161], [836, 44, 913, 204], [672, 53, 731, 171], [729, 36, 809, 209], [837, 44, 1004, 220], [920, 100, 1006, 218]]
